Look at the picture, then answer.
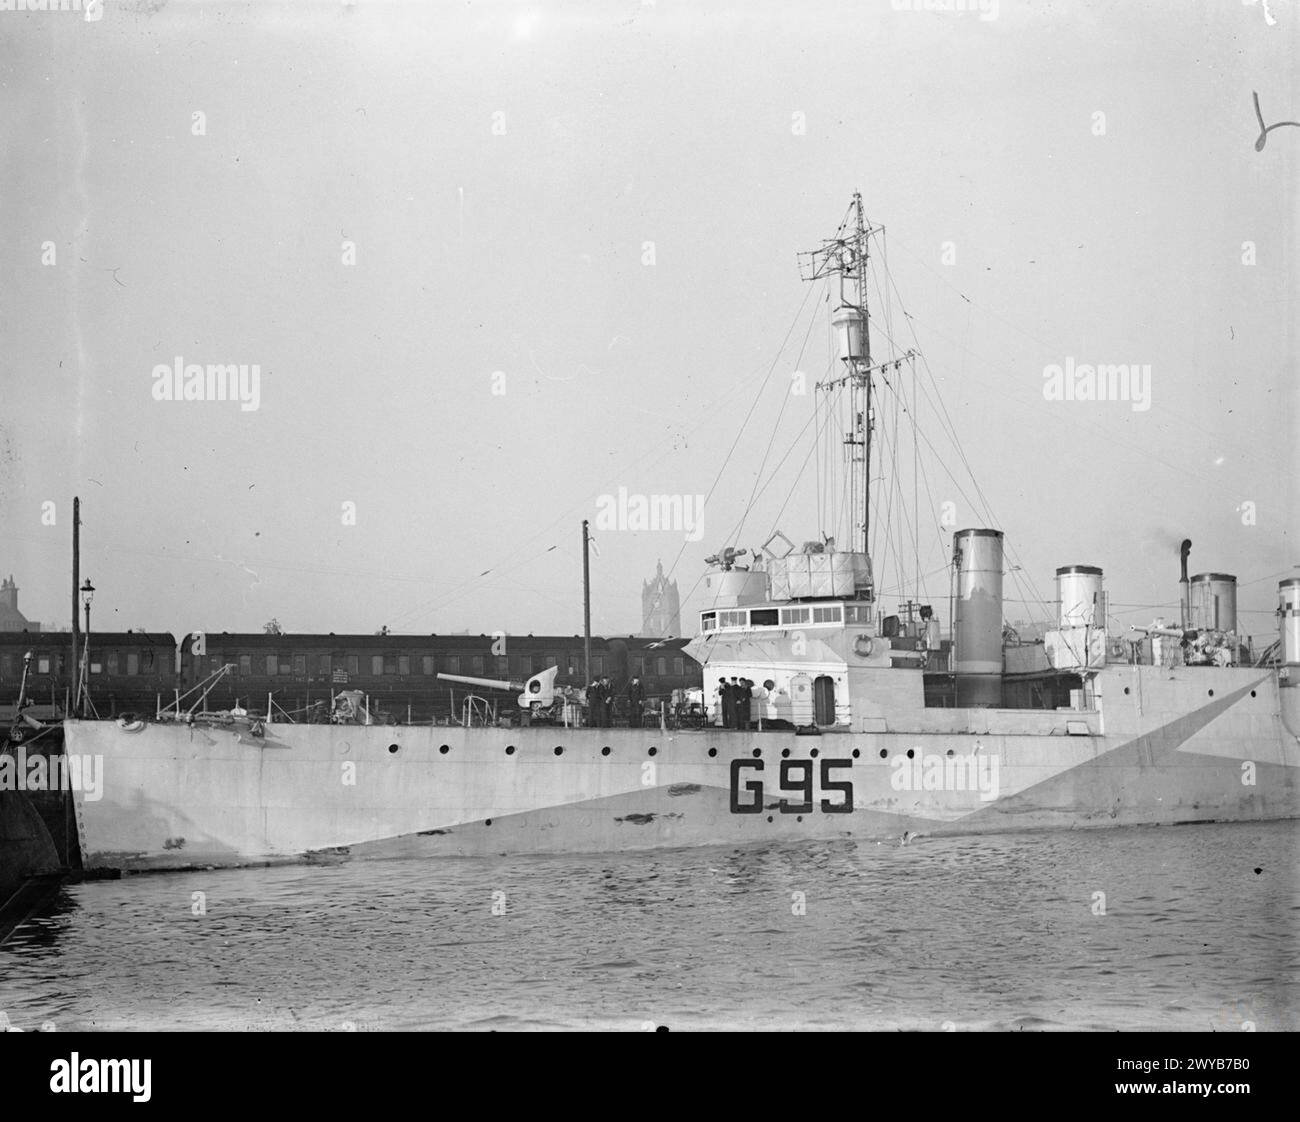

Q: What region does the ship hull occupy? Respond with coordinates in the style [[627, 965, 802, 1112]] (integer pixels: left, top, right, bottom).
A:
[[61, 664, 1300, 871]]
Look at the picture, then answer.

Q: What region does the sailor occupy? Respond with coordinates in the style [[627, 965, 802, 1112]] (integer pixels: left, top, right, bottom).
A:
[[588, 679, 604, 727], [729, 676, 743, 729], [736, 678, 752, 732], [718, 678, 733, 728], [627, 676, 644, 728], [601, 676, 615, 727]]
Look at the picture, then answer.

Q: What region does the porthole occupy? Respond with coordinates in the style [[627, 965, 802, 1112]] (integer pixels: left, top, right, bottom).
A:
[[388, 743, 400, 754], [438, 744, 449, 755], [781, 748, 791, 758], [751, 748, 761, 758], [554, 746, 564, 756], [708, 747, 718, 758], [601, 746, 611, 756], [648, 746, 658, 757], [906, 748, 915, 759], [879, 749, 887, 759], [505, 745, 516, 755], [852, 749, 860, 759], [810, 748, 819, 758]]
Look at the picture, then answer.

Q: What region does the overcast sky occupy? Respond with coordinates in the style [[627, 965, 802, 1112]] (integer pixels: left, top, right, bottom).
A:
[[1, 0, 1295, 646]]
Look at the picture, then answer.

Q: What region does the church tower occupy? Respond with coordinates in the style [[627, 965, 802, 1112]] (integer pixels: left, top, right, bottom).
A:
[[641, 559, 681, 638]]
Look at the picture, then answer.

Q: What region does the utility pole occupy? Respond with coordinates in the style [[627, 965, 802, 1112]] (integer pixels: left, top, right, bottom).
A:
[[582, 519, 592, 687], [72, 495, 80, 714]]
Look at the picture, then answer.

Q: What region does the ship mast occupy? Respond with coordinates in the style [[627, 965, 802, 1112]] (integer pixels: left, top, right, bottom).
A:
[[802, 192, 879, 555]]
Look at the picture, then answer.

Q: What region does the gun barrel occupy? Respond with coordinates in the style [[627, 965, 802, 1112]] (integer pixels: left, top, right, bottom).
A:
[[436, 673, 523, 692], [1130, 626, 1186, 639]]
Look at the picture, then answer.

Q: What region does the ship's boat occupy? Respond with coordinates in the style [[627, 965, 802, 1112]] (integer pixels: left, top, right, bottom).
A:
[[16, 196, 1300, 872]]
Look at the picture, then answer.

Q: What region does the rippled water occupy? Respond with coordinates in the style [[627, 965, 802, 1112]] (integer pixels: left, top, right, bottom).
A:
[[2, 820, 1297, 1031]]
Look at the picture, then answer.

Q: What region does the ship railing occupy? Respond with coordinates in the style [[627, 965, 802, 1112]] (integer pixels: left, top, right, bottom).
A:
[[158, 663, 237, 723], [1253, 639, 1280, 668]]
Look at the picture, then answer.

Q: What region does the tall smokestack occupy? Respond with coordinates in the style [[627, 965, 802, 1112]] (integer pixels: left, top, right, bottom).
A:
[[1179, 539, 1192, 630]]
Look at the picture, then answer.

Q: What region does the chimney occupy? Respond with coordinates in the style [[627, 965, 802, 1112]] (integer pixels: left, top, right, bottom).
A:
[[1179, 540, 1192, 630]]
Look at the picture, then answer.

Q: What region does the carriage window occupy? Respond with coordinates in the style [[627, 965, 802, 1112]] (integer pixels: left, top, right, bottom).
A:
[[126, 653, 138, 675], [382, 653, 397, 675], [372, 655, 384, 676], [656, 656, 667, 676], [319, 654, 331, 676], [239, 654, 252, 676], [591, 656, 604, 675], [142, 650, 154, 671], [107, 652, 119, 675], [509, 654, 524, 676], [293, 655, 306, 676], [421, 655, 434, 675], [469, 655, 484, 675], [399, 655, 410, 676], [37, 656, 51, 674], [266, 655, 278, 676], [674, 657, 684, 676], [445, 656, 460, 674], [210, 655, 224, 674], [347, 655, 359, 676], [90, 660, 102, 674]]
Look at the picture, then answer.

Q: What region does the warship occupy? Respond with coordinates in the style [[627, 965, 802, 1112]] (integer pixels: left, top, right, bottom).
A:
[[7, 195, 1300, 876]]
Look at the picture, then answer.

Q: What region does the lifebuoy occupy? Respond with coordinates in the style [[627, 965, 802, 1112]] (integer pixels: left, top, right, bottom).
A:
[[853, 634, 874, 658]]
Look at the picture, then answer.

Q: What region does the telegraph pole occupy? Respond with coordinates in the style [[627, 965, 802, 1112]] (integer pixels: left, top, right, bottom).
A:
[[71, 495, 80, 714]]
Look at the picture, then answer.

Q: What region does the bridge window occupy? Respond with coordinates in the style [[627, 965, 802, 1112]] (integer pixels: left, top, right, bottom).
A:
[[719, 610, 748, 627], [781, 607, 810, 625], [700, 612, 716, 631], [812, 606, 843, 624]]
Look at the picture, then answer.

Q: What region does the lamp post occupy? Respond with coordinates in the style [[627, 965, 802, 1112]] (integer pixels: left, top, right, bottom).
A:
[[79, 578, 94, 716]]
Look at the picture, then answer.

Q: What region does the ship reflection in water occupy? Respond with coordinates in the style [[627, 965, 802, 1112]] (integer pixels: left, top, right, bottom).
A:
[[1, 820, 1296, 1032]]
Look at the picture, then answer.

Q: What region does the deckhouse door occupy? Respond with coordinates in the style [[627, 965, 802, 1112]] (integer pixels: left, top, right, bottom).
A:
[[813, 675, 836, 725]]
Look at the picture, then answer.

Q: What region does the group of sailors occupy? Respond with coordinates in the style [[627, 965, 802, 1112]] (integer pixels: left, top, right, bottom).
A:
[[716, 676, 758, 731], [586, 675, 645, 728]]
